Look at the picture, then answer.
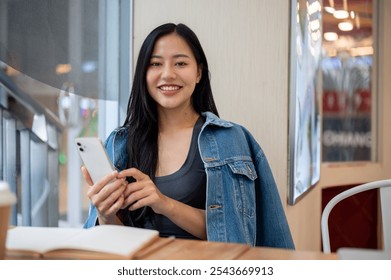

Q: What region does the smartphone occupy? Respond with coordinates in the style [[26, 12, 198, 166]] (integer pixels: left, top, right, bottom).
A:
[[75, 137, 115, 184]]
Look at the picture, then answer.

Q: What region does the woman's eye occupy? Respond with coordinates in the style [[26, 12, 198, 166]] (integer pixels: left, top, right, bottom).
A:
[[150, 62, 161, 67], [175, 62, 187, 67]]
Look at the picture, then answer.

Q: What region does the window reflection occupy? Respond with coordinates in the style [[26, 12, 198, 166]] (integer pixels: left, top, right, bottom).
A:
[[0, 0, 129, 227], [322, 0, 375, 162]]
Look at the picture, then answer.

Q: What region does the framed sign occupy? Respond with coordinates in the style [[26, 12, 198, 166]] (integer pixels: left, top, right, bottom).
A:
[[288, 0, 322, 204]]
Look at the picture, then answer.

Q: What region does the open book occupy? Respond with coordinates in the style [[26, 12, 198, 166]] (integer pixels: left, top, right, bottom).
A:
[[6, 225, 159, 259]]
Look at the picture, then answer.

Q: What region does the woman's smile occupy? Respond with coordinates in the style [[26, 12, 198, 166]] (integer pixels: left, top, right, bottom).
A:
[[158, 84, 183, 96]]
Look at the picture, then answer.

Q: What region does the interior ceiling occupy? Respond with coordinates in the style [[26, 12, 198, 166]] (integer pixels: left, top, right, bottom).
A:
[[323, 0, 373, 39]]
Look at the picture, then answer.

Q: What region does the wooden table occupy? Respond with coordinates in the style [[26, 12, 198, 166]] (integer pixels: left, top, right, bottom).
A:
[[133, 237, 338, 260], [5, 236, 337, 260]]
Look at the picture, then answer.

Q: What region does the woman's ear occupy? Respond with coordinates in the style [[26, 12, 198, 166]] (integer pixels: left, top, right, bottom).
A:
[[196, 66, 202, 83]]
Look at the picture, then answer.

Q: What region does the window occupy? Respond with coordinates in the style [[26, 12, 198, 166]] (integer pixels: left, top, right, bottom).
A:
[[0, 0, 131, 227], [322, 0, 376, 162]]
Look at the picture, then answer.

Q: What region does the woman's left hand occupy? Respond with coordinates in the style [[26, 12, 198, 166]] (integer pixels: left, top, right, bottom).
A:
[[118, 167, 206, 240], [117, 168, 173, 215]]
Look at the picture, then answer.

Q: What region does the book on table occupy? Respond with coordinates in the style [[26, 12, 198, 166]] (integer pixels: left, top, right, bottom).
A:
[[6, 225, 159, 259]]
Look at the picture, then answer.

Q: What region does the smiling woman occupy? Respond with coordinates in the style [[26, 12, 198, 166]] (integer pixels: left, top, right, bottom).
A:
[[82, 22, 294, 249]]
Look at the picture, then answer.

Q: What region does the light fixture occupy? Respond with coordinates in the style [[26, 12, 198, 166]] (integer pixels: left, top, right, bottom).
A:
[[350, 46, 374, 57], [355, 14, 361, 29], [311, 30, 322, 42], [309, 19, 320, 31], [334, 10, 349, 19], [56, 64, 72, 75], [338, 21, 353, 31], [324, 6, 335, 14], [307, 0, 321, 15], [324, 32, 338, 41]]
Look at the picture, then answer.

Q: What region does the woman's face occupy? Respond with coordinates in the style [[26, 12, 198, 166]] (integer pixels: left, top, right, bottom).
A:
[[146, 33, 201, 114]]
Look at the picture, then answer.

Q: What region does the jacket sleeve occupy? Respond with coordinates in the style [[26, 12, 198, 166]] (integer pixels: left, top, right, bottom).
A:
[[83, 203, 99, 228], [243, 127, 295, 249]]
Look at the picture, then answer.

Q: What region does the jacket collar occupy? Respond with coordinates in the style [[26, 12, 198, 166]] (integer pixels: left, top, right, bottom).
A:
[[201, 112, 234, 128]]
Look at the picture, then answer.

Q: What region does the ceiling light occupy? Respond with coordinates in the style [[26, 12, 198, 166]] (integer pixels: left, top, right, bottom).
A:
[[334, 10, 349, 19], [307, 0, 321, 15], [56, 64, 72, 75], [324, 32, 338, 41], [324, 6, 335, 14], [311, 30, 322, 42], [338, 21, 353, 31], [355, 14, 361, 29], [310, 19, 320, 31], [350, 46, 374, 57]]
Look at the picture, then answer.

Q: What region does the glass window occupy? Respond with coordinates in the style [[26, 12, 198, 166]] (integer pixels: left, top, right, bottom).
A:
[[321, 0, 376, 162], [0, 0, 130, 227]]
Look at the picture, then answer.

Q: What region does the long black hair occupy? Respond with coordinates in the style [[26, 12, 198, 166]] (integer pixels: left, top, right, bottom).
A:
[[124, 23, 219, 178]]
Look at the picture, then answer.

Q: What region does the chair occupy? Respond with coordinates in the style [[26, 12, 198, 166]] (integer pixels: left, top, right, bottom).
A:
[[321, 179, 391, 253]]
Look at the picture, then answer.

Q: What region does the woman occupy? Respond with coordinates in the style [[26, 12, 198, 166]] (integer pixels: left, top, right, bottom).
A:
[[83, 23, 294, 249]]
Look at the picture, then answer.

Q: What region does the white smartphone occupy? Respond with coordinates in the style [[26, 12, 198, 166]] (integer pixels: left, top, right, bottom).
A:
[[75, 137, 115, 184]]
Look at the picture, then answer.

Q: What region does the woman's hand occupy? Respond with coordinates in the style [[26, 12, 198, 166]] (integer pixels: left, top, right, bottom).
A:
[[118, 168, 207, 240], [81, 166, 127, 224], [118, 168, 172, 214]]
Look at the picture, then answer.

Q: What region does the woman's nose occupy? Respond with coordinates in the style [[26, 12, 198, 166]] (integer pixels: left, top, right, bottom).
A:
[[161, 65, 176, 80]]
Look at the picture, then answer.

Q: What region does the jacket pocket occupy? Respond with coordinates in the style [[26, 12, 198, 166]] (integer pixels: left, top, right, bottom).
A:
[[227, 160, 258, 181], [227, 160, 257, 219]]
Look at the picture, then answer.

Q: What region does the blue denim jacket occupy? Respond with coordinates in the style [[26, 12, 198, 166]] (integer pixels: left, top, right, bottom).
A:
[[84, 112, 295, 249]]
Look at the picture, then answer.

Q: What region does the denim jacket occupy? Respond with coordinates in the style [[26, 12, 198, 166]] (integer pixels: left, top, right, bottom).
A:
[[84, 112, 295, 249]]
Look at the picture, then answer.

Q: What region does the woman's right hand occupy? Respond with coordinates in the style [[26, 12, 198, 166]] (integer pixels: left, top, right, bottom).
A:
[[81, 166, 127, 224]]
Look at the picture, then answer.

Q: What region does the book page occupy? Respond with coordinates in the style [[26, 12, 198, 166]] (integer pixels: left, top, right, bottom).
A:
[[6, 227, 83, 254], [58, 225, 159, 257], [6, 225, 159, 259]]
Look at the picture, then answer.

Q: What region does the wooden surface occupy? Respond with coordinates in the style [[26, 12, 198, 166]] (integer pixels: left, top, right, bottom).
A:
[[6, 237, 338, 260], [133, 238, 338, 260], [236, 246, 338, 260]]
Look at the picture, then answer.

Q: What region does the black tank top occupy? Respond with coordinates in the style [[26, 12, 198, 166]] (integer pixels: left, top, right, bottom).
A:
[[142, 116, 206, 239]]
